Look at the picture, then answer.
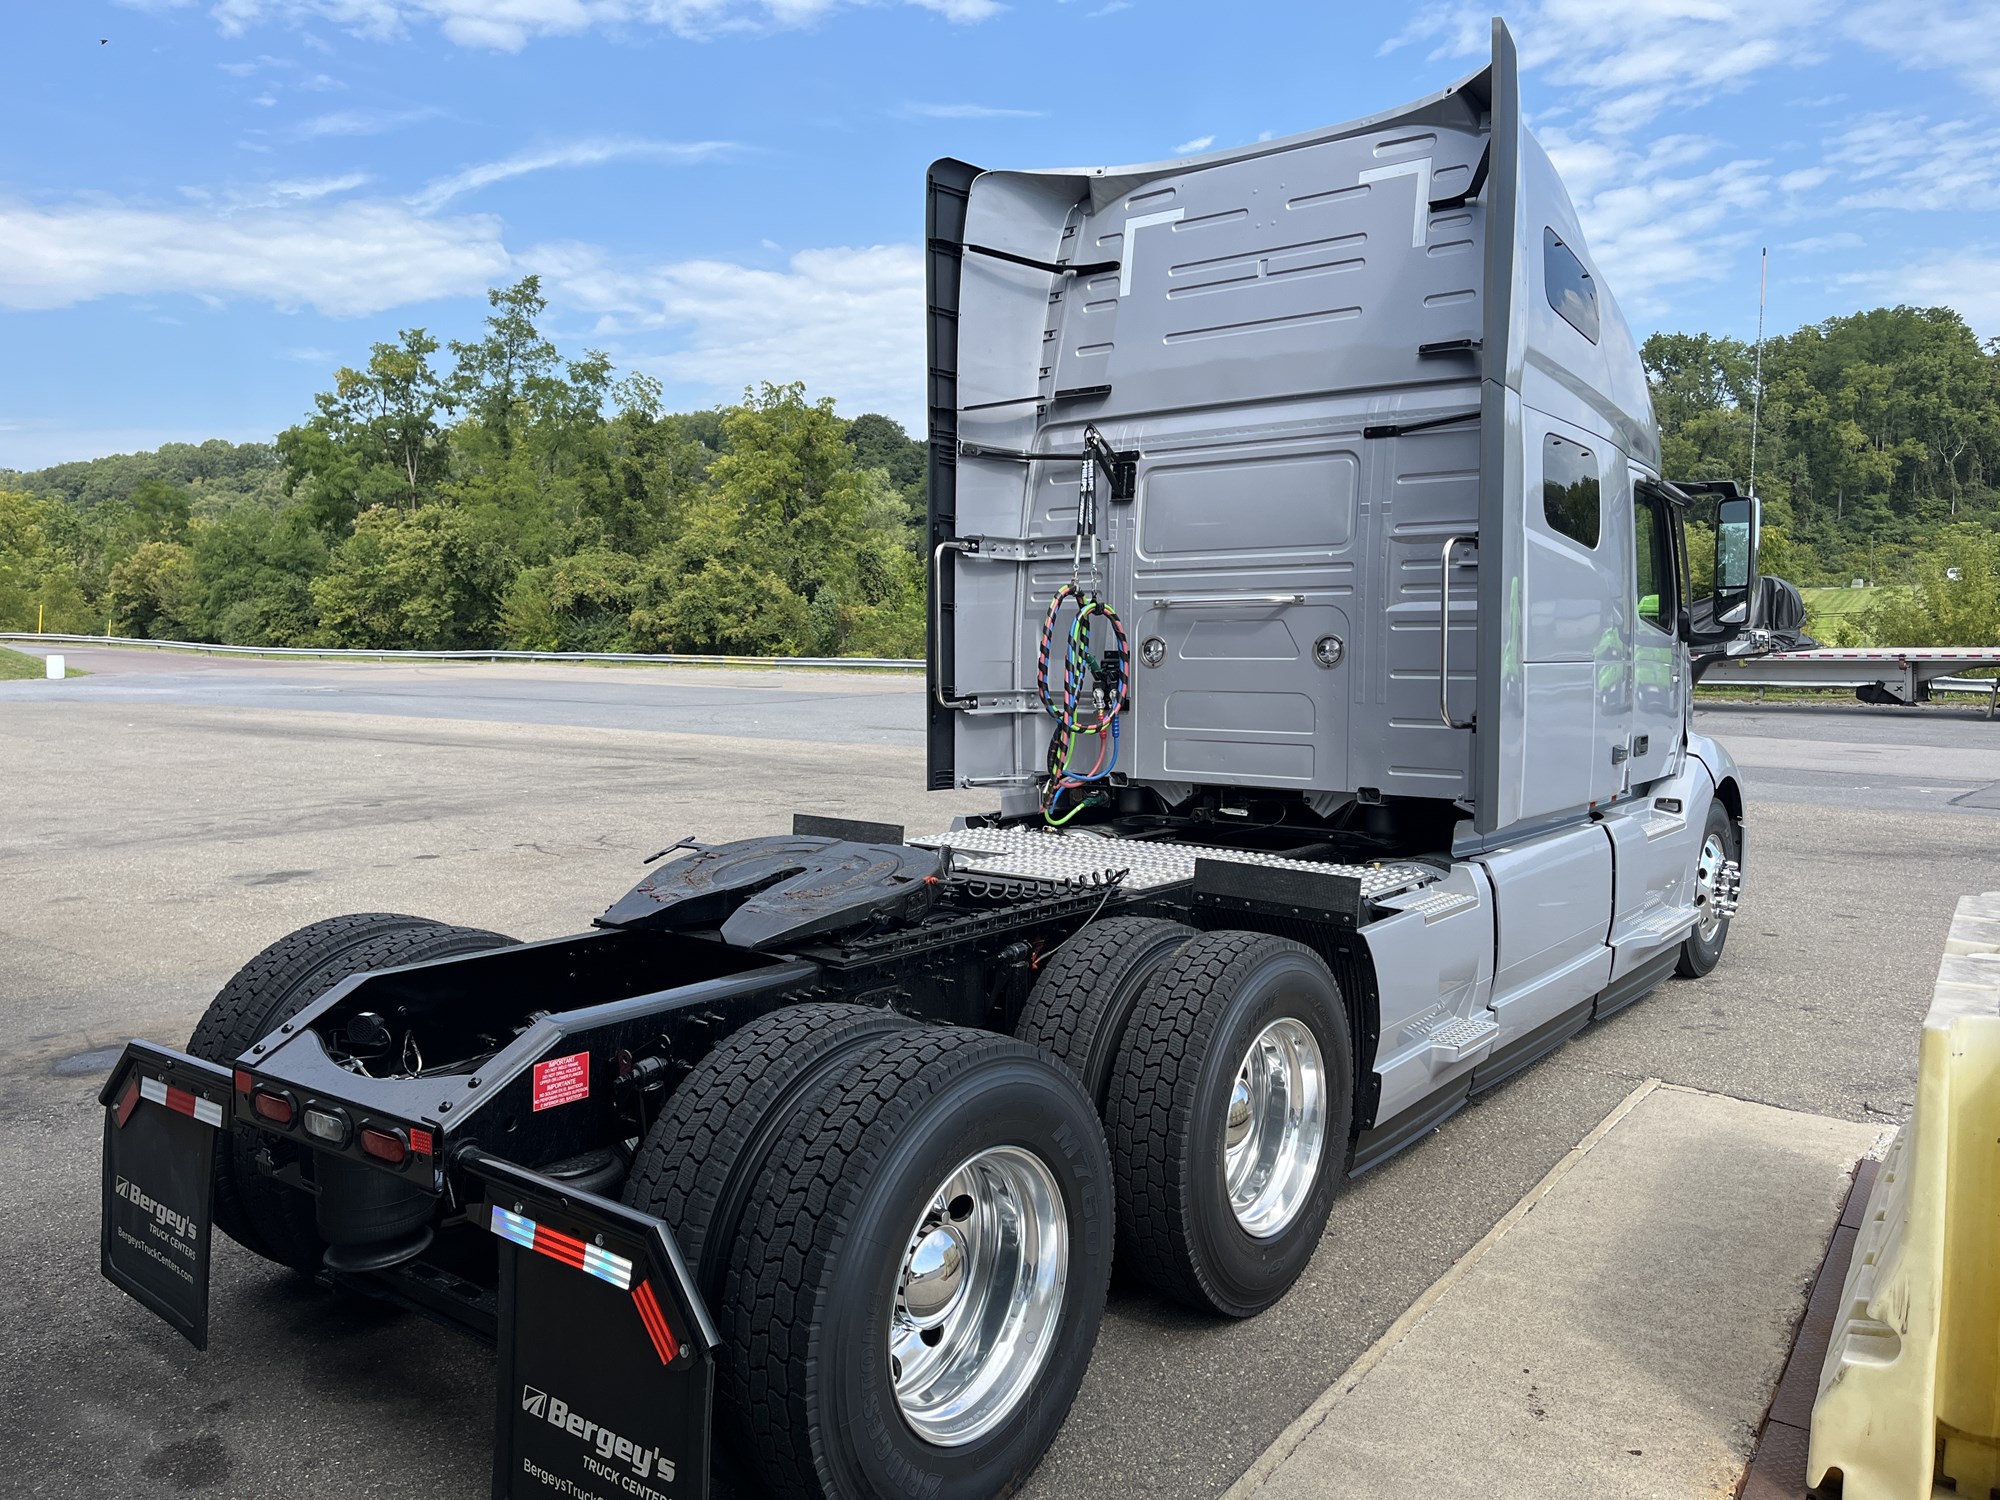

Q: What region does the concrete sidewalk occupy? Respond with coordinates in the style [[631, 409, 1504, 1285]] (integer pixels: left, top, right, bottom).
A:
[[1229, 1082, 1880, 1500]]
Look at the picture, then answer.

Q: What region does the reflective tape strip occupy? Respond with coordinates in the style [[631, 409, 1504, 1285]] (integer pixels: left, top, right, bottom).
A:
[[491, 1206, 537, 1252], [631, 1280, 678, 1365], [138, 1074, 224, 1127], [486, 1205, 634, 1291]]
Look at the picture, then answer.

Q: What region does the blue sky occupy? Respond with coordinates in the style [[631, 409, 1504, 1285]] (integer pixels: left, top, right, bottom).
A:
[[3, 0, 1997, 469]]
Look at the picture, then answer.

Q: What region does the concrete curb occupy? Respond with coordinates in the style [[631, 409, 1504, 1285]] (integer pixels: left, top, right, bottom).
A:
[[1221, 1076, 1665, 1500]]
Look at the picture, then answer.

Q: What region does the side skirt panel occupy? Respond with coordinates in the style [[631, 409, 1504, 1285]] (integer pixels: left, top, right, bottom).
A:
[[1349, 1075, 1471, 1177], [1593, 947, 1678, 1021], [1468, 994, 1593, 1095]]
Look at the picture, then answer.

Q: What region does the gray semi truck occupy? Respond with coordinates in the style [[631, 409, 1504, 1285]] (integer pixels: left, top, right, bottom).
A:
[[97, 19, 1796, 1500]]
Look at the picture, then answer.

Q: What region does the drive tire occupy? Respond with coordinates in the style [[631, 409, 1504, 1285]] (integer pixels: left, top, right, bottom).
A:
[[1677, 802, 1738, 977], [724, 1027, 1112, 1500], [187, 913, 515, 1271], [1015, 916, 1195, 1110], [623, 1002, 917, 1304], [1107, 930, 1352, 1317]]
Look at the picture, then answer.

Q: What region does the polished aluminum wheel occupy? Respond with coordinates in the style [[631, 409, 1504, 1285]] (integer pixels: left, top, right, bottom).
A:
[[1694, 832, 1729, 942], [1223, 1018, 1327, 1239], [890, 1145, 1068, 1448]]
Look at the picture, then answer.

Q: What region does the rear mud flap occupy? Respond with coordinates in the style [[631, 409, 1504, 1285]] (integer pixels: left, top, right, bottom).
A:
[[460, 1151, 717, 1500], [99, 1041, 231, 1349]]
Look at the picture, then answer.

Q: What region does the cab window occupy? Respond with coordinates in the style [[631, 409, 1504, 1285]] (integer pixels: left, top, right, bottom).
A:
[[1634, 491, 1676, 635], [1542, 434, 1600, 549]]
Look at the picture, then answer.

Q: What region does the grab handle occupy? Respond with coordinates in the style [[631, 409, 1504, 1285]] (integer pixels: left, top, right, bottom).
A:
[[1439, 535, 1476, 729], [930, 540, 977, 709]]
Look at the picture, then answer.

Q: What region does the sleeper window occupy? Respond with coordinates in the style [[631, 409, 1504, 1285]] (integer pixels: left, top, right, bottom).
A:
[[1542, 434, 1600, 550], [1544, 228, 1600, 344]]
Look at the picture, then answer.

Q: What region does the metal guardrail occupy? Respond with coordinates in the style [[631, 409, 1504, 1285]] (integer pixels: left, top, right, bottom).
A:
[[1703, 647, 2000, 707], [1808, 892, 2000, 1499], [0, 633, 923, 671]]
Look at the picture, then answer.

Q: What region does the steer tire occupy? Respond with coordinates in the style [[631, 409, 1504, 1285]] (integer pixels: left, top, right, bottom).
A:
[[1015, 916, 1196, 1110], [1107, 930, 1353, 1318], [624, 1002, 919, 1305], [1676, 802, 1738, 978], [723, 1027, 1113, 1500], [187, 913, 516, 1272]]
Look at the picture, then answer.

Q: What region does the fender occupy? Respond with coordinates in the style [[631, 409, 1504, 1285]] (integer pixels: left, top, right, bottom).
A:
[[1684, 730, 1746, 870]]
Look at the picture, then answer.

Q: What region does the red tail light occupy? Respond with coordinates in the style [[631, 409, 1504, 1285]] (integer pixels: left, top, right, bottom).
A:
[[359, 1127, 408, 1165], [233, 1068, 253, 1094], [252, 1088, 294, 1126]]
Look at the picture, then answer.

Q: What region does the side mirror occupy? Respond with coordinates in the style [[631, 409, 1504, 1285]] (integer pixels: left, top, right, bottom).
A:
[[1713, 496, 1761, 629]]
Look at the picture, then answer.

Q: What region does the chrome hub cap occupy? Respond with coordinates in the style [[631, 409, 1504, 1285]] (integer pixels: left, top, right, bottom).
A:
[[890, 1146, 1068, 1448], [1694, 833, 1729, 942], [902, 1225, 968, 1326], [1223, 1019, 1328, 1239]]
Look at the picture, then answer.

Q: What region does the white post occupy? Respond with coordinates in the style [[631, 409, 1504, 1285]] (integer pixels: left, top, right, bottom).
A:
[[45, 654, 64, 680]]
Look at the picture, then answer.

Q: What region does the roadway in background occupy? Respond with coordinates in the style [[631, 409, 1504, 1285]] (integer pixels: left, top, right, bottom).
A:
[[2, 647, 1995, 1498]]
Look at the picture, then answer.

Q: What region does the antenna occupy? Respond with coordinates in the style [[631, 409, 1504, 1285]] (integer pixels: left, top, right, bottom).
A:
[[1748, 246, 1767, 495]]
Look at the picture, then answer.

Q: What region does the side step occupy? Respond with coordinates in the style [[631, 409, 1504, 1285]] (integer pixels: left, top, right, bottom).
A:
[[1427, 1012, 1500, 1063]]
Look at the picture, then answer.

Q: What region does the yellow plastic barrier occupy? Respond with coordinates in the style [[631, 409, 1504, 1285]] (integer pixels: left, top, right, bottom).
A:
[[1809, 892, 2000, 1499]]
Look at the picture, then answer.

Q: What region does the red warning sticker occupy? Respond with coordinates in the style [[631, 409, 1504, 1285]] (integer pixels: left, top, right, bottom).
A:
[[531, 1051, 590, 1112]]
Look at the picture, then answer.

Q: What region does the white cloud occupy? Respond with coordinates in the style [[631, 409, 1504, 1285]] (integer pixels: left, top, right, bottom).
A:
[[536, 241, 924, 424], [1825, 112, 2000, 212], [182, 170, 373, 208], [1839, 0, 2000, 102], [292, 105, 443, 137], [901, 101, 1042, 119], [0, 195, 511, 315], [908, 0, 1001, 18], [411, 138, 736, 211], [1782, 231, 1864, 253], [1173, 134, 1214, 154], [200, 0, 997, 50], [1837, 250, 2000, 336], [1383, 0, 1832, 136], [1539, 130, 1777, 311], [1381, 0, 2000, 309]]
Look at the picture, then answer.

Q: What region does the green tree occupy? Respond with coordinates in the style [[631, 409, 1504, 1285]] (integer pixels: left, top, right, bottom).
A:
[[1863, 528, 2000, 646], [449, 276, 564, 453], [277, 328, 453, 528], [192, 506, 327, 645], [502, 547, 644, 651], [845, 411, 928, 530], [627, 546, 810, 656], [312, 505, 511, 649], [109, 540, 198, 638]]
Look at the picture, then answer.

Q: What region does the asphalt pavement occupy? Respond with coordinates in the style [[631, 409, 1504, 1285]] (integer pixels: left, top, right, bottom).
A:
[[2, 646, 1993, 1499]]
